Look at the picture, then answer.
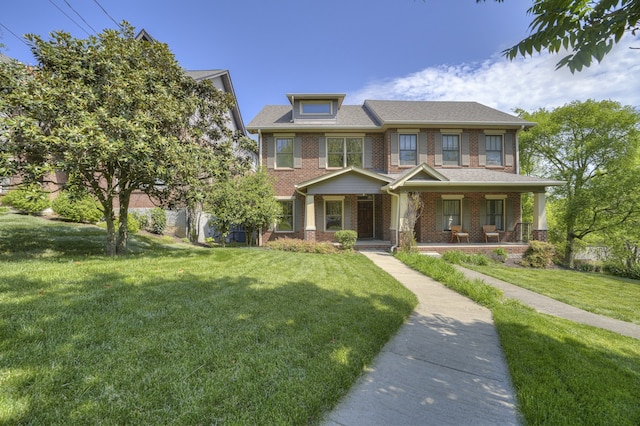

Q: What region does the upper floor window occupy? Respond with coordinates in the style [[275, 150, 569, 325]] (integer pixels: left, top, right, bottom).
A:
[[485, 135, 503, 166], [301, 101, 332, 115], [442, 134, 460, 166], [276, 200, 294, 232], [399, 134, 417, 166], [275, 137, 293, 168], [327, 137, 363, 168]]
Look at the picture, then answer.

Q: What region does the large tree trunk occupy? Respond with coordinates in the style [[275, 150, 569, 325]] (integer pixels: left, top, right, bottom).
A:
[[116, 193, 130, 255], [103, 204, 117, 256]]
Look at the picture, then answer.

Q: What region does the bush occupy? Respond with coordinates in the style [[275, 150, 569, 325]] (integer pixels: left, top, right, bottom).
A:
[[52, 191, 102, 223], [442, 250, 491, 266], [491, 247, 508, 263], [131, 211, 149, 230], [150, 208, 166, 235], [521, 241, 555, 268], [603, 262, 640, 280], [335, 230, 358, 251], [115, 214, 140, 235], [1, 184, 50, 214], [264, 238, 339, 254]]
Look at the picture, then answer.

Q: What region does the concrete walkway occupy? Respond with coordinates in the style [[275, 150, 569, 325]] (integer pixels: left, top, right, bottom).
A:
[[322, 252, 640, 426], [323, 252, 521, 426]]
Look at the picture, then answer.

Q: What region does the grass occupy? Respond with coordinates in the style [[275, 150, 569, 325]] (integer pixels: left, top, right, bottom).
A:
[[0, 214, 417, 424], [466, 262, 640, 325], [397, 252, 640, 426]]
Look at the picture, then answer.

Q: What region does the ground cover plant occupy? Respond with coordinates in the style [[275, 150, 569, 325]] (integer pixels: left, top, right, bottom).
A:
[[0, 214, 417, 424], [396, 252, 640, 425]]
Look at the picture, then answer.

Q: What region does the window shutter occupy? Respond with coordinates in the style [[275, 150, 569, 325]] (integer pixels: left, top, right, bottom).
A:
[[266, 137, 275, 169], [364, 137, 373, 169], [435, 198, 443, 231], [461, 133, 470, 166], [390, 132, 399, 166], [478, 134, 486, 166], [318, 137, 326, 168], [463, 199, 471, 231], [344, 199, 351, 229], [295, 197, 303, 232], [504, 133, 514, 167], [418, 132, 427, 164], [479, 199, 487, 226], [293, 136, 302, 168], [434, 133, 443, 166]]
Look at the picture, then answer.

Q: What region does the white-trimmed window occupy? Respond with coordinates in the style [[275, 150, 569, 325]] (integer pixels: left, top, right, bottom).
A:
[[327, 137, 363, 168], [276, 199, 294, 232], [275, 137, 294, 168], [485, 135, 503, 166], [486, 199, 504, 230], [443, 199, 461, 230], [399, 134, 417, 166], [301, 101, 332, 115], [442, 134, 460, 166], [324, 197, 344, 231]]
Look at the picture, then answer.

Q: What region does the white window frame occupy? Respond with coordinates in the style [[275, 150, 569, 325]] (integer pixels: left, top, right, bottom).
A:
[[275, 198, 295, 233], [323, 196, 344, 232], [442, 134, 460, 166], [325, 136, 363, 169], [300, 101, 332, 115], [399, 133, 418, 166]]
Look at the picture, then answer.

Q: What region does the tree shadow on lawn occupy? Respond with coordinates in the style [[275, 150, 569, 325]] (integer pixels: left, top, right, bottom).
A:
[[0, 268, 415, 425]]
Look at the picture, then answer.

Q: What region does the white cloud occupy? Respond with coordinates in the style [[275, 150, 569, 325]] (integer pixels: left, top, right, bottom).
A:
[[351, 36, 640, 113]]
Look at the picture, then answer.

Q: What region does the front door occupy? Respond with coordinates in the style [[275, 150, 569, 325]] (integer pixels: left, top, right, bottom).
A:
[[357, 197, 374, 239]]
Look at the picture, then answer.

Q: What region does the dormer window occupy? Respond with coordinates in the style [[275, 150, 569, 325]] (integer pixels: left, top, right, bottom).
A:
[[300, 101, 332, 115]]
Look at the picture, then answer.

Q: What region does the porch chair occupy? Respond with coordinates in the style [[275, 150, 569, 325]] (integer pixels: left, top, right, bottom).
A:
[[482, 225, 500, 243], [450, 225, 469, 243]]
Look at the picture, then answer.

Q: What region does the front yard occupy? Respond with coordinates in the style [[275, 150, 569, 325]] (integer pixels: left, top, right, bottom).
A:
[[0, 214, 417, 424]]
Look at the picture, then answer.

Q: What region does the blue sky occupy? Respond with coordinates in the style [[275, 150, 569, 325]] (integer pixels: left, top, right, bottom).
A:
[[2, 0, 640, 127]]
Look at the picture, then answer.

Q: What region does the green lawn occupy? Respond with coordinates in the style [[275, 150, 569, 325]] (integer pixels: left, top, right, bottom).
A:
[[468, 263, 640, 325], [397, 252, 640, 426], [0, 214, 417, 424]]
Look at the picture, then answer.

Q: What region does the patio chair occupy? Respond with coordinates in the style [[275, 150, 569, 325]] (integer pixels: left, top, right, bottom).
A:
[[483, 225, 500, 243], [450, 225, 469, 243]]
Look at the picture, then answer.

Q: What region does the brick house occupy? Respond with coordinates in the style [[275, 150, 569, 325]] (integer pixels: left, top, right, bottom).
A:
[[247, 93, 562, 250]]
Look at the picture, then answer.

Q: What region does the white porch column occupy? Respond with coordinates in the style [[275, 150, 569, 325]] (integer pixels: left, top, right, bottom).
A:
[[533, 192, 548, 230], [390, 194, 398, 232], [398, 192, 409, 231], [305, 194, 316, 240]]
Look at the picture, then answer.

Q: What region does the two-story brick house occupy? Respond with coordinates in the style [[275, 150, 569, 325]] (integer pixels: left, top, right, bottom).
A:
[[247, 93, 562, 250]]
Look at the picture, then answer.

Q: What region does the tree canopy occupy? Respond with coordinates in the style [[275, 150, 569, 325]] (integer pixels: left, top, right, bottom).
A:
[[518, 100, 640, 266], [483, 0, 640, 71], [0, 23, 254, 255]]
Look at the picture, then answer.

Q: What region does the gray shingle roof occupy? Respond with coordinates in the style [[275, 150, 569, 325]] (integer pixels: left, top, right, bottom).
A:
[[0, 52, 12, 63], [185, 70, 228, 81], [247, 97, 533, 132]]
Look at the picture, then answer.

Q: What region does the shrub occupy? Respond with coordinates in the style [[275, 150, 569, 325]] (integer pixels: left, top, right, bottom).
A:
[[150, 207, 166, 235], [1, 184, 51, 214], [115, 214, 140, 234], [521, 241, 555, 268], [52, 191, 102, 223], [131, 211, 150, 231], [442, 250, 491, 266], [264, 238, 339, 254], [491, 247, 508, 263], [335, 230, 358, 251]]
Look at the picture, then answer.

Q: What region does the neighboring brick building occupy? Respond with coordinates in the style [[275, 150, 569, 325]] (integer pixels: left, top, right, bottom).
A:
[[247, 93, 562, 248]]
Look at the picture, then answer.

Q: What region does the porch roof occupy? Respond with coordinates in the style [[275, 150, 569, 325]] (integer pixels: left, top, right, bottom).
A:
[[295, 166, 393, 191]]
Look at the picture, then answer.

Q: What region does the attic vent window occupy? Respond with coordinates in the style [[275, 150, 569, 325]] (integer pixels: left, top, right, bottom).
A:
[[300, 101, 332, 115]]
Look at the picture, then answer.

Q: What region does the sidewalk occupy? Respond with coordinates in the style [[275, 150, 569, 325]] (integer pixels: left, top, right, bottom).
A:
[[322, 252, 521, 426]]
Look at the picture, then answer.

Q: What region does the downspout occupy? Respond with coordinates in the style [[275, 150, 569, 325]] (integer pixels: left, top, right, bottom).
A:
[[295, 187, 309, 241], [258, 128, 263, 169], [386, 187, 400, 253]]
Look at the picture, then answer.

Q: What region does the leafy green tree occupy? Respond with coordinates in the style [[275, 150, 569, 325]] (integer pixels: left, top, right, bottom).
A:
[[206, 177, 240, 248], [518, 100, 640, 267], [0, 23, 252, 255], [235, 169, 281, 247], [482, 0, 640, 72]]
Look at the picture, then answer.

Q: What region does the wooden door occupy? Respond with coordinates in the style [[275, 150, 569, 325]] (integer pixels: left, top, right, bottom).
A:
[[357, 200, 374, 239]]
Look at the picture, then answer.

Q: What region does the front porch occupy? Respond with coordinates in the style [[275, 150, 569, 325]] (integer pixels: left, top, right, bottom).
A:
[[354, 239, 528, 257]]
